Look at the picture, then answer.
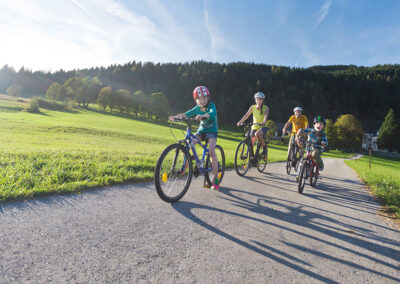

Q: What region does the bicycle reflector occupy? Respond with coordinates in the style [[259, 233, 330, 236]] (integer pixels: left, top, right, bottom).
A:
[[162, 172, 168, 183]]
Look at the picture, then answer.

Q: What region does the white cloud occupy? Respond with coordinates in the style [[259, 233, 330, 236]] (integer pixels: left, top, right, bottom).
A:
[[311, 0, 332, 31], [0, 0, 217, 71]]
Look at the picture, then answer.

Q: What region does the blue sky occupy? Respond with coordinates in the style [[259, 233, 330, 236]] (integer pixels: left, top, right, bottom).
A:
[[1, 0, 400, 71]]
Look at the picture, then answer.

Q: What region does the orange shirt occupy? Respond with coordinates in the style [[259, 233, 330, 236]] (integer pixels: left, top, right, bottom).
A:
[[288, 115, 308, 134]]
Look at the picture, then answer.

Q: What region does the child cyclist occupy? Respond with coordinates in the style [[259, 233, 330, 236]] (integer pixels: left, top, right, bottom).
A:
[[168, 86, 220, 190], [295, 115, 328, 172], [282, 106, 308, 151], [236, 92, 269, 157]]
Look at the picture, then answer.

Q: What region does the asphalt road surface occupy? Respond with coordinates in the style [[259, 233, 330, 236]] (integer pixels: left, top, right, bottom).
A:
[[1, 158, 399, 283]]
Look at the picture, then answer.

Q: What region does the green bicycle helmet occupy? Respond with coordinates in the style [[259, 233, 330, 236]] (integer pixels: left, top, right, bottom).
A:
[[313, 115, 326, 124]]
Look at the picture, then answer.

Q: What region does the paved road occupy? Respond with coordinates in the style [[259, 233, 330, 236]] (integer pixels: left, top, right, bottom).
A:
[[1, 159, 399, 283]]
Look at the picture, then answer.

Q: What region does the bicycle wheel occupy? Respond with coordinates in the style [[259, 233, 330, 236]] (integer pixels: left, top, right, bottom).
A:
[[154, 143, 193, 203], [234, 139, 250, 176], [295, 148, 302, 172], [310, 163, 319, 187], [205, 145, 225, 186], [257, 144, 268, 173], [297, 159, 307, 194], [286, 146, 293, 175]]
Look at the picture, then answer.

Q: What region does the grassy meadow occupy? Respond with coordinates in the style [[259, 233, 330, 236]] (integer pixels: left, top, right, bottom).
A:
[[0, 95, 355, 201], [0, 96, 289, 201], [345, 155, 400, 217]]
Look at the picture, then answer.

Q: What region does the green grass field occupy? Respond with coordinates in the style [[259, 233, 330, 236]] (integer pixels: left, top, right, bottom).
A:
[[0, 97, 287, 201], [345, 155, 400, 217], [0, 96, 354, 201]]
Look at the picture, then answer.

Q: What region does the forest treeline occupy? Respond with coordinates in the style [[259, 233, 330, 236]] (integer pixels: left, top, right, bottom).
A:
[[1, 61, 400, 129]]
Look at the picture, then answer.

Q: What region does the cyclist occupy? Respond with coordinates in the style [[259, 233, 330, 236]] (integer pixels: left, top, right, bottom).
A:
[[236, 92, 269, 158], [282, 106, 308, 165], [168, 86, 220, 190], [295, 115, 328, 171]]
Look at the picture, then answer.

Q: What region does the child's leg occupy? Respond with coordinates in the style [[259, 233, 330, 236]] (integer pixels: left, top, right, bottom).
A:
[[312, 148, 324, 171], [208, 138, 218, 180], [255, 129, 266, 147]]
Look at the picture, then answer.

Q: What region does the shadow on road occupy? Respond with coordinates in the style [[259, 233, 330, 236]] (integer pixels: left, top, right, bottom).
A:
[[172, 179, 400, 282]]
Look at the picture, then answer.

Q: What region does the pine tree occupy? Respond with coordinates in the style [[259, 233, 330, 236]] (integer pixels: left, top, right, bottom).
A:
[[377, 109, 399, 152]]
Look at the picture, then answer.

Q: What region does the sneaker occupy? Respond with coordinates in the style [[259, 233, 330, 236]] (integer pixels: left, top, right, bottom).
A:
[[211, 177, 220, 190]]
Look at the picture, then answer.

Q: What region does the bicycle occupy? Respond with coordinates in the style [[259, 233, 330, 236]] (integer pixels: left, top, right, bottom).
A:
[[234, 122, 268, 176], [154, 117, 225, 203], [286, 132, 304, 175], [297, 141, 324, 194]]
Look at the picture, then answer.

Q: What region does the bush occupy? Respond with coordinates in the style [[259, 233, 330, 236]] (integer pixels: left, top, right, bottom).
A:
[[34, 97, 70, 111], [25, 98, 40, 113]]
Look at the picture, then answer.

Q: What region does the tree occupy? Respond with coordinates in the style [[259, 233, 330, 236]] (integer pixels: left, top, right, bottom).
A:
[[266, 120, 277, 137], [97, 86, 112, 111], [377, 109, 399, 152], [334, 114, 364, 152], [82, 77, 102, 107], [133, 90, 147, 117], [150, 92, 169, 120], [45, 82, 62, 100], [325, 118, 338, 150], [7, 84, 22, 97], [63, 77, 84, 103], [114, 89, 130, 114]]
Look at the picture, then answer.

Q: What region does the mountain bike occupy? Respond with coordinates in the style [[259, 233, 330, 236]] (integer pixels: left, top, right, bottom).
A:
[[297, 141, 323, 194], [286, 133, 304, 174], [154, 117, 225, 203], [234, 122, 268, 176]]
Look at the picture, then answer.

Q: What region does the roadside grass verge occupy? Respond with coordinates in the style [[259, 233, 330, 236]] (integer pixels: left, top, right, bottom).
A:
[[345, 155, 400, 218]]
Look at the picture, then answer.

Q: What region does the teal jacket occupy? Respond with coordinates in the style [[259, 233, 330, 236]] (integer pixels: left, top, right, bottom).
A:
[[185, 102, 218, 134]]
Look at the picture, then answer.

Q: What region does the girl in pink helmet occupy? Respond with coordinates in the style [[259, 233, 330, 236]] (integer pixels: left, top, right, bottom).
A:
[[169, 86, 220, 190]]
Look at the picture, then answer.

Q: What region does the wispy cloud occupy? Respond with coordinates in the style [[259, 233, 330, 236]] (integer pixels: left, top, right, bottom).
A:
[[0, 0, 216, 71], [294, 0, 332, 67], [311, 0, 332, 31]]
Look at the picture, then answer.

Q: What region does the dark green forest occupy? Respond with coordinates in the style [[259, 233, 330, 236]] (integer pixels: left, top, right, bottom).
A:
[[1, 62, 400, 130]]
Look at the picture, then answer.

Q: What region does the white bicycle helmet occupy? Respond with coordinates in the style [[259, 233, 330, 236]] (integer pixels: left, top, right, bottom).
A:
[[293, 106, 303, 112], [254, 92, 265, 99]]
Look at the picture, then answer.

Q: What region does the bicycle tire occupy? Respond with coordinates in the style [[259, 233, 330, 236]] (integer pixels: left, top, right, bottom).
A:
[[297, 159, 307, 194], [234, 139, 250, 176], [205, 145, 225, 186], [286, 146, 293, 175], [154, 143, 193, 203], [295, 148, 302, 172], [310, 163, 318, 187], [257, 144, 268, 173]]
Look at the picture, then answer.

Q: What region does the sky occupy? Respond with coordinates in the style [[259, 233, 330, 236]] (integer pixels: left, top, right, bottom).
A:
[[1, 0, 400, 71]]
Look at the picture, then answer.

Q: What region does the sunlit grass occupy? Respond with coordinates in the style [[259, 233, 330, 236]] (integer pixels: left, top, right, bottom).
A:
[[345, 155, 400, 217]]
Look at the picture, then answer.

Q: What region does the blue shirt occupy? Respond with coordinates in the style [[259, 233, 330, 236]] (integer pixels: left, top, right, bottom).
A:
[[184, 102, 218, 134], [302, 128, 328, 149]]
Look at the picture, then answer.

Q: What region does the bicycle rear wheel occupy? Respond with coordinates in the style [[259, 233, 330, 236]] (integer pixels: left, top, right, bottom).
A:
[[234, 139, 250, 176], [205, 145, 225, 186], [310, 163, 319, 187], [257, 143, 268, 173], [297, 159, 307, 194], [154, 143, 193, 203], [286, 146, 293, 175]]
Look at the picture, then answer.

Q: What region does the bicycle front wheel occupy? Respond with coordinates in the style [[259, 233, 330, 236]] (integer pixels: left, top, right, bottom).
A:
[[310, 163, 319, 187], [154, 143, 193, 203], [297, 159, 307, 194], [286, 146, 293, 175], [257, 144, 268, 173], [205, 145, 225, 186], [234, 139, 250, 176]]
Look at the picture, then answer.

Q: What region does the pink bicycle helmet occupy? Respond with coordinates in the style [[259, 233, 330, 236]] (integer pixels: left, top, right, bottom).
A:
[[193, 86, 210, 99]]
